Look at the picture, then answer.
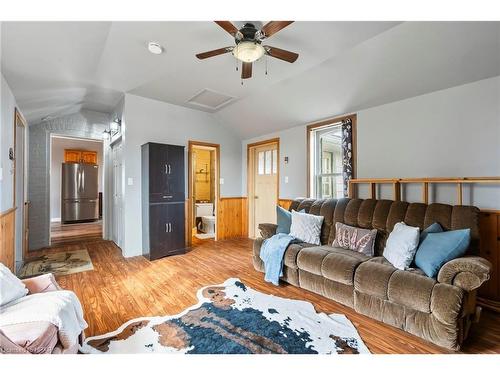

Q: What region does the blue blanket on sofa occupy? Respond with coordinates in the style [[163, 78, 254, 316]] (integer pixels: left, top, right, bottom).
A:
[[259, 233, 298, 286]]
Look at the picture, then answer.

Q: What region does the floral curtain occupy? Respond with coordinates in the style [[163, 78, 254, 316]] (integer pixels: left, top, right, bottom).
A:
[[341, 118, 353, 197]]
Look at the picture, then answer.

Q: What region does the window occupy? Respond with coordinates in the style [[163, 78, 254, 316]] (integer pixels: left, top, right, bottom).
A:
[[309, 123, 344, 199], [257, 149, 278, 175]]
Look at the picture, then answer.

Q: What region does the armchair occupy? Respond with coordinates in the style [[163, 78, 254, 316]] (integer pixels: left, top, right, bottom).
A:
[[0, 273, 85, 354]]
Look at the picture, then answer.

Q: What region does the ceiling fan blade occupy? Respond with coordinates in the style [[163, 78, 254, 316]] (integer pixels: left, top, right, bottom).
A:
[[214, 21, 239, 36], [196, 47, 233, 60], [261, 21, 294, 37], [241, 62, 252, 79], [264, 46, 299, 63]]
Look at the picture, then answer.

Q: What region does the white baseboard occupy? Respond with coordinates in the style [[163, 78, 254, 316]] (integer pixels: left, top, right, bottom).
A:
[[51, 217, 61, 223]]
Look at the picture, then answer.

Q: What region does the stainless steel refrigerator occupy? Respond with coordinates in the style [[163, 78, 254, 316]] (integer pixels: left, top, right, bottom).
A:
[[61, 163, 99, 223]]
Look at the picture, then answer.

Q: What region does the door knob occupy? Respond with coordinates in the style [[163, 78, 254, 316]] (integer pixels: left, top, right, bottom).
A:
[[254, 196, 259, 199]]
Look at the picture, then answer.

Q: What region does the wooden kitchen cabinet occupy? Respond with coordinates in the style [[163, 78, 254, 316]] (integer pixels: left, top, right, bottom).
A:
[[64, 149, 98, 164]]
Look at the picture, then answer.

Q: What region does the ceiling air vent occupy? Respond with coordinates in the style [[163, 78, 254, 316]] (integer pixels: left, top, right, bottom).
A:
[[186, 89, 234, 112]]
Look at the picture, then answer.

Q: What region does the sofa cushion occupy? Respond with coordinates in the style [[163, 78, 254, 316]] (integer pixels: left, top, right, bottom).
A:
[[297, 246, 368, 285], [387, 270, 436, 313], [321, 248, 370, 285], [297, 246, 333, 276], [283, 242, 314, 269], [354, 258, 397, 299]]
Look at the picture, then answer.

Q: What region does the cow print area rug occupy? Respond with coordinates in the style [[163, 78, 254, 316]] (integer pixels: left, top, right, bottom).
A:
[[80, 278, 370, 354]]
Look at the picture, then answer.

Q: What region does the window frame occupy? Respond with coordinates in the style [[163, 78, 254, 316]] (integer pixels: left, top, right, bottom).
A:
[[306, 114, 357, 199]]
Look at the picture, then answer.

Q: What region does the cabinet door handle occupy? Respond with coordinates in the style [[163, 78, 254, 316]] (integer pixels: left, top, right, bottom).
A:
[[169, 223, 172, 232], [162, 195, 173, 199], [165, 223, 169, 233], [168, 164, 171, 174], [165, 164, 168, 174]]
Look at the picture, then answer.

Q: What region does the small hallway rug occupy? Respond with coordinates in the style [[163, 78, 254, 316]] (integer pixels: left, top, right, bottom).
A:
[[81, 278, 370, 354], [18, 249, 94, 278]]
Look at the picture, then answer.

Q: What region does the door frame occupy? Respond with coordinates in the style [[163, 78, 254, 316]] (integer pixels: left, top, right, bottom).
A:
[[48, 134, 105, 246], [247, 137, 280, 238], [13, 108, 28, 260], [187, 140, 220, 247]]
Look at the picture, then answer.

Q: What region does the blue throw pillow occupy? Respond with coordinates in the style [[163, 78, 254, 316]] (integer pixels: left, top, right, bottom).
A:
[[276, 206, 292, 234], [420, 222, 443, 242], [414, 228, 471, 278], [276, 206, 305, 234]]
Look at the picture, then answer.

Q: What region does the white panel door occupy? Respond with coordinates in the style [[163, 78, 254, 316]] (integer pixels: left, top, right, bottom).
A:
[[252, 144, 278, 237]]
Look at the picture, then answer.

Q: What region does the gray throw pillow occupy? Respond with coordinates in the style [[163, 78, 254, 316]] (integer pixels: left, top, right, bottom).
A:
[[331, 222, 377, 256]]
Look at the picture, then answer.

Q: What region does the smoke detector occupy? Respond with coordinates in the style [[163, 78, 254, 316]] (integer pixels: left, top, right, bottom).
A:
[[148, 42, 163, 55]]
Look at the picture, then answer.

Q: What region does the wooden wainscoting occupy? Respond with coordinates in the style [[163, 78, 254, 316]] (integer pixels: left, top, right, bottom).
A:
[[278, 199, 294, 210], [478, 210, 500, 310], [217, 197, 248, 240], [0, 207, 16, 272]]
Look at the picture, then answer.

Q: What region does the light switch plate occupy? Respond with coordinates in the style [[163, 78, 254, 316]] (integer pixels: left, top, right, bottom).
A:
[[127, 177, 133, 186], [285, 176, 289, 183], [220, 178, 224, 185]]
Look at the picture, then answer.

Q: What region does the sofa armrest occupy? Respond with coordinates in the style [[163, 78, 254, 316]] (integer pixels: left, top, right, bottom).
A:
[[437, 257, 492, 292], [258, 223, 278, 239], [22, 273, 62, 294]]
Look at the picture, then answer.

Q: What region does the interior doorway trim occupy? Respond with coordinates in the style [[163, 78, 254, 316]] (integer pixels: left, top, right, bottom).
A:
[[48, 134, 105, 246], [187, 140, 221, 247], [247, 137, 280, 239], [13, 108, 28, 260]]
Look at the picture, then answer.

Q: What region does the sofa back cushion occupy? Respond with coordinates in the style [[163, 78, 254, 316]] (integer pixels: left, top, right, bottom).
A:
[[288, 198, 479, 256]]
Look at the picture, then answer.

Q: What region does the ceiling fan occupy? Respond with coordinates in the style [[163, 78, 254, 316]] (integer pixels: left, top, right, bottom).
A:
[[196, 21, 299, 80]]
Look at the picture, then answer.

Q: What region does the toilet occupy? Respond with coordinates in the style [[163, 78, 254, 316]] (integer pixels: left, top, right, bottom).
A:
[[195, 203, 215, 234], [201, 215, 216, 234]]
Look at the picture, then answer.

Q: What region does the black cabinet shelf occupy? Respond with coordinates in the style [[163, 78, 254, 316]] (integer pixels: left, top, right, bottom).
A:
[[142, 142, 186, 260]]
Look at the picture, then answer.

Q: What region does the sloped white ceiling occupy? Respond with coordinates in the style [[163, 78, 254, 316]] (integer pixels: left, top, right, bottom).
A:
[[1, 21, 499, 139]]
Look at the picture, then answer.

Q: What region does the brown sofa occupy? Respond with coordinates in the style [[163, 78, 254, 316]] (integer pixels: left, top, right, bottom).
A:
[[253, 198, 491, 350]]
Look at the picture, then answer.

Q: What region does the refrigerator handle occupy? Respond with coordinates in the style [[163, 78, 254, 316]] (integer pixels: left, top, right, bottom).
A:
[[81, 167, 85, 191], [77, 166, 81, 192]]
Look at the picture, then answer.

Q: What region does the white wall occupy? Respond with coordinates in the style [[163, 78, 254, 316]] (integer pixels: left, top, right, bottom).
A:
[[121, 94, 243, 257], [242, 125, 308, 199], [242, 76, 500, 208], [1, 73, 28, 269], [50, 136, 103, 221], [0, 74, 16, 211]]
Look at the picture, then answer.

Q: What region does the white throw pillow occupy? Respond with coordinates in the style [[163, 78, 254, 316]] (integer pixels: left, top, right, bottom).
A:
[[289, 210, 324, 245], [0, 263, 29, 306], [383, 222, 420, 270]]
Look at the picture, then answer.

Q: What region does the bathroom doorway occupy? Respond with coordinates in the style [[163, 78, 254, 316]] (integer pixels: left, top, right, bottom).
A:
[[188, 141, 220, 246]]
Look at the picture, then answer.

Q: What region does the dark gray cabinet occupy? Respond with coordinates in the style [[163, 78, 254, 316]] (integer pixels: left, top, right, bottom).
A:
[[142, 142, 186, 260]]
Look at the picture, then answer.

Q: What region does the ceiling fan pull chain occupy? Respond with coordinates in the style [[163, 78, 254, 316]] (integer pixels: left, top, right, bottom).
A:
[[265, 55, 268, 76], [236, 58, 238, 71]]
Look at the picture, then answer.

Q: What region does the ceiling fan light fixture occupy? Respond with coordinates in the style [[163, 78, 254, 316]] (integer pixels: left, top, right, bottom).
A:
[[232, 41, 265, 63]]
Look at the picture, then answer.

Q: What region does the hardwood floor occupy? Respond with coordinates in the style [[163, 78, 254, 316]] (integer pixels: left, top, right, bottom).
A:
[[45, 237, 499, 354], [50, 221, 102, 246]]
